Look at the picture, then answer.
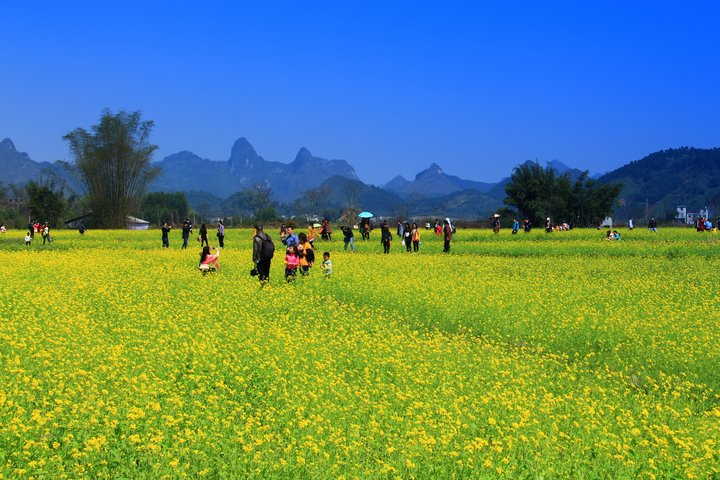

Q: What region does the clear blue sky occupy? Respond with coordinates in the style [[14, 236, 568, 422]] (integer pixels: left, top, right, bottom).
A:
[[2, 1, 719, 185]]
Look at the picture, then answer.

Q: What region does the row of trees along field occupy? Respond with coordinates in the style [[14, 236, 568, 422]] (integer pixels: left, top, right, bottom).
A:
[[504, 162, 623, 227], [8, 109, 623, 228]]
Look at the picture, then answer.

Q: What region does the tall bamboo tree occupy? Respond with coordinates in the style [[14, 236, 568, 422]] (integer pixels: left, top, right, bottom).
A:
[[64, 110, 158, 228]]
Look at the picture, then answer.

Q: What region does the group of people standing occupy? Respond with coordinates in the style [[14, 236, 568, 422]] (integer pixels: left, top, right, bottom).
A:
[[190, 216, 456, 283], [162, 219, 226, 249], [252, 224, 332, 285], [25, 221, 52, 245], [380, 218, 452, 253]]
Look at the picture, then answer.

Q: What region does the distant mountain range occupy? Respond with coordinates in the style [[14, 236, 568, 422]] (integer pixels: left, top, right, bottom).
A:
[[2, 135, 719, 220], [151, 138, 358, 202]]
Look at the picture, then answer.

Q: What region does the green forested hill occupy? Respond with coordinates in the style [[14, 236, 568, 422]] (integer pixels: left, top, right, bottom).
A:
[[599, 147, 720, 220]]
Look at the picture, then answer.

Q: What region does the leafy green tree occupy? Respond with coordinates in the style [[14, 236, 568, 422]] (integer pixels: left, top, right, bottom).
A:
[[505, 162, 622, 227], [26, 181, 66, 227], [504, 162, 554, 226], [294, 186, 331, 217], [571, 173, 623, 226], [140, 192, 189, 225], [63, 110, 159, 228], [223, 185, 277, 221]]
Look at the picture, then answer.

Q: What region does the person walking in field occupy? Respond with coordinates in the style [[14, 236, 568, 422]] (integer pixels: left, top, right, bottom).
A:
[[42, 223, 52, 244], [321, 219, 333, 241], [443, 218, 453, 253], [161, 222, 171, 248], [284, 245, 300, 282], [298, 232, 314, 276], [648, 217, 658, 232], [252, 225, 274, 285], [403, 222, 412, 252], [512, 218, 520, 234], [181, 219, 192, 249], [320, 251, 333, 278], [545, 217, 553, 233], [199, 224, 209, 247], [492, 214, 501, 234], [284, 226, 299, 249], [411, 223, 420, 252], [341, 226, 355, 252], [25, 231, 32, 246], [307, 224, 317, 246], [380, 223, 392, 254], [216, 220, 225, 249]]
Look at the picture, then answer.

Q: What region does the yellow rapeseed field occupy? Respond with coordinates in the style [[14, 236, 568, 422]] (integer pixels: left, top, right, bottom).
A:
[[0, 227, 718, 478]]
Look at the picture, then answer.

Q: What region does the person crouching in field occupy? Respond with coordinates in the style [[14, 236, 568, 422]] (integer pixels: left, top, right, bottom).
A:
[[198, 246, 220, 273]]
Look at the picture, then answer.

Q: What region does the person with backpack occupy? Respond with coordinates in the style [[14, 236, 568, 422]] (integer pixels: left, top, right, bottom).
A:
[[341, 226, 355, 252], [252, 225, 274, 284]]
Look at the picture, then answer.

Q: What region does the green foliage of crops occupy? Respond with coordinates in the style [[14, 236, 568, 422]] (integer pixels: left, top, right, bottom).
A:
[[0, 227, 718, 478]]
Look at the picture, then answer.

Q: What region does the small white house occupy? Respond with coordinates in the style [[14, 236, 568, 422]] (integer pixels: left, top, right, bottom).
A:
[[601, 217, 612, 228], [676, 206, 687, 222], [126, 216, 150, 230], [676, 206, 711, 225]]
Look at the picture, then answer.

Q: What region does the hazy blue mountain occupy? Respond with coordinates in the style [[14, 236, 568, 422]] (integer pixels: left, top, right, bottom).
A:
[[547, 159, 586, 182], [265, 146, 359, 203], [304, 175, 407, 218], [308, 175, 501, 219], [151, 138, 358, 202], [383, 175, 410, 193], [0, 138, 82, 194], [386, 163, 495, 197], [0, 138, 47, 185], [406, 189, 502, 218], [5, 134, 719, 221], [151, 151, 239, 198]]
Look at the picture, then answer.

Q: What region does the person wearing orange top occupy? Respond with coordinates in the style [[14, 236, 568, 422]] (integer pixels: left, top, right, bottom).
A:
[[411, 223, 420, 252], [307, 224, 317, 246], [297, 232, 315, 276]]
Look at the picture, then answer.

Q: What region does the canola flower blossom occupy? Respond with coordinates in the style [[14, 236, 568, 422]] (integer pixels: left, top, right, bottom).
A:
[[0, 227, 718, 478]]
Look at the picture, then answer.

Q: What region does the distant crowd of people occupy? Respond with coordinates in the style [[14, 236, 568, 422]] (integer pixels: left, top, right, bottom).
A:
[[5, 212, 713, 286]]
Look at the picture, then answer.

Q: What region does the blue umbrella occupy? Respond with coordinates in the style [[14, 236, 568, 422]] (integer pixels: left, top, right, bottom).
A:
[[358, 211, 374, 218]]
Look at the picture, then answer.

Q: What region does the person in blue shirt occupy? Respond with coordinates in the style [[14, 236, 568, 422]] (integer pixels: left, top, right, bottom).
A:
[[512, 218, 519, 235], [284, 226, 299, 248]]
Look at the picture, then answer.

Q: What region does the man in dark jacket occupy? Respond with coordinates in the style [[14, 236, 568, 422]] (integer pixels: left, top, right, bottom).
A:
[[253, 225, 273, 284]]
